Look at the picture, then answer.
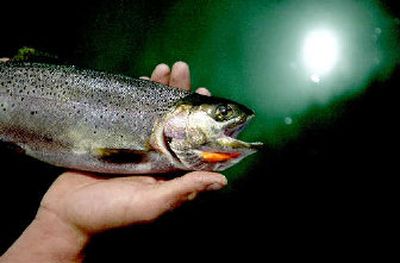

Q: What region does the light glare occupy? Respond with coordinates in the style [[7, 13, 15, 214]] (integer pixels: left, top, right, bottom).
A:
[[303, 30, 339, 75], [310, 73, 321, 83]]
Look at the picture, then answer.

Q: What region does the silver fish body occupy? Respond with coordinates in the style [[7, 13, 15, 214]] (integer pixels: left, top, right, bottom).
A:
[[0, 62, 262, 174]]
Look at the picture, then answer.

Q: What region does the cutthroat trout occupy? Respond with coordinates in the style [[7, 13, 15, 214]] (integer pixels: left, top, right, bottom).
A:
[[0, 62, 262, 174]]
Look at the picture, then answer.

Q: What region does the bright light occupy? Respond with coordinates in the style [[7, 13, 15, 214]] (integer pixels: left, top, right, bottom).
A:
[[310, 73, 320, 83], [303, 29, 339, 75]]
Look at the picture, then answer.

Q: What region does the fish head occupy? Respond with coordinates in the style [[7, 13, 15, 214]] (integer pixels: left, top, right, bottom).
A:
[[154, 93, 263, 171]]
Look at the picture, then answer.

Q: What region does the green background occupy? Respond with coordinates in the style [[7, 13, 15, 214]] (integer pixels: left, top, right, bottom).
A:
[[1, 0, 399, 260], [70, 0, 399, 179]]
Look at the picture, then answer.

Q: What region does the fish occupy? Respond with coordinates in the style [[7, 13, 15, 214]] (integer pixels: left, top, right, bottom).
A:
[[0, 62, 262, 174]]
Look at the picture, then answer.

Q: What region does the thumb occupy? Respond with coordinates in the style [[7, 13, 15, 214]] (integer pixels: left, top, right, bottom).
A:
[[161, 171, 227, 196]]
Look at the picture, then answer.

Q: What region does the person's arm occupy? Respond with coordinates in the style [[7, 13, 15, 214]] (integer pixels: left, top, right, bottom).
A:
[[1, 208, 88, 263], [0, 62, 226, 263]]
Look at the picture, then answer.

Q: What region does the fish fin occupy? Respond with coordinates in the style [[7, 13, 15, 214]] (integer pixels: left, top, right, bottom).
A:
[[11, 47, 59, 63], [200, 151, 241, 163], [0, 140, 25, 155], [94, 148, 149, 164]]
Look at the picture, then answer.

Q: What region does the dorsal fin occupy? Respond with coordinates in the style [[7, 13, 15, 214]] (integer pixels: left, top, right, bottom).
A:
[[11, 47, 59, 63]]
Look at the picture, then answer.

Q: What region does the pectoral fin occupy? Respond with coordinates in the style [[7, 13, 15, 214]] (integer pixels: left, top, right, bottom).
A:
[[201, 151, 241, 163], [94, 148, 148, 164]]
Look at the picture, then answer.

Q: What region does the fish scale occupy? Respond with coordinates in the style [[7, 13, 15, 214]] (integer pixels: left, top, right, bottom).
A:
[[0, 62, 262, 174], [0, 62, 192, 173], [0, 62, 189, 146]]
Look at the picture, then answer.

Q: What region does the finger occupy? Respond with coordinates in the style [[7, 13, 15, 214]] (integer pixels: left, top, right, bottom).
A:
[[155, 172, 227, 211], [0, 57, 10, 63], [195, 87, 211, 96], [170, 61, 191, 90], [150, 63, 170, 85], [139, 76, 150, 80]]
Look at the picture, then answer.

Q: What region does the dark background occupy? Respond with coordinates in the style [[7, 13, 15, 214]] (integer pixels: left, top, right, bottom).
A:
[[0, 0, 398, 261]]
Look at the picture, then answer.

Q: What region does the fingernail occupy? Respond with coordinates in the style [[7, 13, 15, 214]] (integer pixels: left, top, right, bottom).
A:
[[172, 61, 188, 69], [196, 88, 211, 96], [206, 182, 225, 191], [155, 63, 169, 69], [154, 63, 170, 75]]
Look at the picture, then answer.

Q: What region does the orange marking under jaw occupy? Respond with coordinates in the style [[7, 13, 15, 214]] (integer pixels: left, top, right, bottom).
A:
[[201, 151, 241, 163]]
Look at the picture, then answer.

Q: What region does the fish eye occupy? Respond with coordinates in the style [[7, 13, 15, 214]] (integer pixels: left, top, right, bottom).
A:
[[215, 104, 234, 121]]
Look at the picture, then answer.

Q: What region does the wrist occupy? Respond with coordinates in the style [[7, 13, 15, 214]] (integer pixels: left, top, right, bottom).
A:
[[1, 208, 89, 263]]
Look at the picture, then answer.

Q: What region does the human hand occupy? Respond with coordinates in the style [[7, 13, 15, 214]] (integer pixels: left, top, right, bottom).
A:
[[140, 61, 211, 96], [0, 62, 226, 263], [39, 62, 223, 232]]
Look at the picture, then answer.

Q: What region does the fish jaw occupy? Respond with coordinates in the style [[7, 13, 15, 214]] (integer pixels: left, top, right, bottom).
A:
[[198, 113, 263, 168], [170, 138, 263, 172], [165, 114, 263, 172], [196, 135, 263, 171]]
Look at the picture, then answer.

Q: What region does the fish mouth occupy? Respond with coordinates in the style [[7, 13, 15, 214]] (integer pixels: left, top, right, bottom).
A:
[[224, 122, 245, 138], [161, 111, 263, 171], [222, 115, 263, 150], [199, 115, 263, 164]]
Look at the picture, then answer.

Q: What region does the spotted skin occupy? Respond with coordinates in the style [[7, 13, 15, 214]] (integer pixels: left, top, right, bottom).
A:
[[0, 62, 262, 174], [0, 62, 190, 173]]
